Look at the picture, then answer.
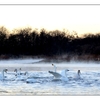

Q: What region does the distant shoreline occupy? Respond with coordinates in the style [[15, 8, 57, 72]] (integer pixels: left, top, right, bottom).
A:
[[0, 54, 100, 63]]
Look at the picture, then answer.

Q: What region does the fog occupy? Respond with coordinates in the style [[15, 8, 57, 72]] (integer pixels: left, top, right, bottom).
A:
[[0, 58, 100, 71]]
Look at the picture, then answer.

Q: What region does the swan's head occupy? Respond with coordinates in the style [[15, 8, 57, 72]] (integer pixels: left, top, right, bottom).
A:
[[64, 69, 69, 76], [78, 70, 81, 75], [78, 70, 80, 73], [65, 69, 69, 72], [4, 69, 8, 73], [14, 69, 17, 72], [19, 68, 21, 70], [48, 71, 53, 74], [24, 72, 28, 75]]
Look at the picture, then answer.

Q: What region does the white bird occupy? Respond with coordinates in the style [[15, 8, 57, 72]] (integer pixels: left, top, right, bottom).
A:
[[14, 68, 28, 81], [18, 68, 28, 75], [0, 69, 15, 81], [48, 71, 62, 79], [14, 68, 28, 76], [26, 77, 38, 83], [52, 64, 57, 72], [49, 69, 69, 78], [74, 70, 81, 80], [5, 69, 18, 81], [49, 64, 69, 81], [14, 69, 20, 76], [60, 69, 69, 77], [1, 69, 8, 81]]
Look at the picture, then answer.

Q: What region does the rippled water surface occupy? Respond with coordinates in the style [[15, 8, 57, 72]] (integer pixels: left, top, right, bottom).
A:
[[0, 59, 100, 96]]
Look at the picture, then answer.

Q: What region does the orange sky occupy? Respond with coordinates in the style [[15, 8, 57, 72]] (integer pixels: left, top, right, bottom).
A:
[[0, 5, 100, 36]]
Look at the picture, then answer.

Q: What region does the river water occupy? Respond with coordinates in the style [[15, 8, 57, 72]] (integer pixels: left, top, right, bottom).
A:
[[0, 58, 100, 96]]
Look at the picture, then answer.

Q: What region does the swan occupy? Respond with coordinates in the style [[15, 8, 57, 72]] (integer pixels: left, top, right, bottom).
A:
[[26, 71, 51, 83], [0, 69, 15, 81], [61, 69, 69, 81], [14, 68, 28, 76], [48, 70, 69, 81], [14, 68, 23, 75], [6, 69, 18, 80], [14, 68, 28, 81], [52, 64, 57, 72], [26, 77, 38, 83], [14, 69, 20, 76], [49, 64, 69, 81], [78, 70, 81, 76], [19, 68, 27, 75], [48, 71, 62, 79], [49, 69, 69, 78], [74, 70, 81, 80], [0, 69, 8, 81], [60, 69, 69, 77], [49, 64, 61, 79], [25, 71, 45, 83]]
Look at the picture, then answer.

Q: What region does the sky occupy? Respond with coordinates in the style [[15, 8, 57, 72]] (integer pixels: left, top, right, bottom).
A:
[[0, 5, 100, 36]]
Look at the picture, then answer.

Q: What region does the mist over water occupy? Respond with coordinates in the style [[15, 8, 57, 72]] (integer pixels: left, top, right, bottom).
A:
[[0, 58, 100, 95]]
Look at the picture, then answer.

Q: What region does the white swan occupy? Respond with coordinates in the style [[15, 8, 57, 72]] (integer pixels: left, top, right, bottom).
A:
[[48, 71, 62, 79], [14, 69, 20, 76], [14, 68, 38, 83], [52, 64, 57, 72], [49, 64, 69, 81], [19, 68, 28, 75], [14, 68, 28, 76], [60, 69, 69, 77], [5, 69, 18, 81], [26, 77, 38, 83], [25, 72, 45, 83], [1, 69, 8, 81], [49, 69, 69, 79], [14, 68, 28, 81], [74, 70, 81, 80], [0, 69, 15, 81]]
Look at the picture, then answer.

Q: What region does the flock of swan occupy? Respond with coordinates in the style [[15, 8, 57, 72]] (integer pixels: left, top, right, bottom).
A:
[[0, 64, 81, 83], [48, 64, 81, 81]]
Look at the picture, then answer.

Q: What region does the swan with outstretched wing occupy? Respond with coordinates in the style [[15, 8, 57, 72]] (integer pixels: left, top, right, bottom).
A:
[[49, 64, 69, 81]]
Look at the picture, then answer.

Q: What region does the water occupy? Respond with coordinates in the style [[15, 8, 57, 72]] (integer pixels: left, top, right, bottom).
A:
[[0, 59, 100, 95]]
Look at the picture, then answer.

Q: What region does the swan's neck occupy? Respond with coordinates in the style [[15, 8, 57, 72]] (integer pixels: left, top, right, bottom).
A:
[[19, 69, 21, 75], [65, 70, 67, 77], [16, 71, 18, 74], [2, 70, 5, 80], [78, 73, 81, 76], [54, 65, 57, 72]]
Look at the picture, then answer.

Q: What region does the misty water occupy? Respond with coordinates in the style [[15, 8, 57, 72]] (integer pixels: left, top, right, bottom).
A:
[[0, 58, 100, 95]]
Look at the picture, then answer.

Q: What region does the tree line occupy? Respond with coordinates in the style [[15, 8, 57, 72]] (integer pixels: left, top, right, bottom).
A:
[[0, 26, 100, 58]]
